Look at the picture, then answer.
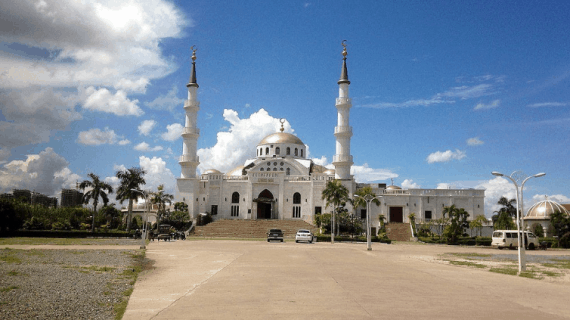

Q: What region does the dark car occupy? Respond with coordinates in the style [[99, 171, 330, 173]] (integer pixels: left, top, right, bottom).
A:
[[267, 228, 284, 242]]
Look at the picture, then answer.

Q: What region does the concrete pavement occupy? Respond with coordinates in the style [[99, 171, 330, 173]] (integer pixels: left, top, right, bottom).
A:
[[123, 240, 570, 320]]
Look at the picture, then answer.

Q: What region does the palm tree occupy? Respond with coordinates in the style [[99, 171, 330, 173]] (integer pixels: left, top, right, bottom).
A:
[[152, 184, 174, 225], [497, 197, 517, 217], [353, 186, 381, 238], [79, 173, 114, 233], [115, 167, 146, 232], [322, 180, 350, 244]]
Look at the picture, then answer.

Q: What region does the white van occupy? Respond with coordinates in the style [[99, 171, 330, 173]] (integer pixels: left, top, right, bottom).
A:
[[492, 230, 540, 250]]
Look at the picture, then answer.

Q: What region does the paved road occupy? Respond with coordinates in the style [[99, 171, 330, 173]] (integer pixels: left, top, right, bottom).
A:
[[124, 240, 570, 320]]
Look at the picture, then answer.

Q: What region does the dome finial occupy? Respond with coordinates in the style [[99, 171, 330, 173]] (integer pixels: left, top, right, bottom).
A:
[[191, 45, 197, 62], [279, 118, 285, 132], [338, 40, 350, 85]]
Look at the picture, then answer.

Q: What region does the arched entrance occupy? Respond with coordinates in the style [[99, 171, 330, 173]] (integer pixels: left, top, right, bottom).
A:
[[389, 207, 403, 223], [256, 189, 274, 219]]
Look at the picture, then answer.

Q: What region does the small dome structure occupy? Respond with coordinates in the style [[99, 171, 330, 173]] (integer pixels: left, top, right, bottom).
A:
[[258, 132, 304, 146], [226, 165, 245, 176], [525, 198, 569, 219], [386, 185, 402, 190], [203, 169, 222, 174], [323, 169, 335, 175]]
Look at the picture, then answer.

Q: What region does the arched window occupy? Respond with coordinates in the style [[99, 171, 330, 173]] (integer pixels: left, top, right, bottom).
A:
[[286, 168, 290, 175], [295, 148, 298, 156], [231, 192, 240, 204], [286, 147, 290, 155], [273, 168, 277, 171], [300, 149, 303, 157], [260, 168, 264, 171], [265, 147, 269, 155], [275, 147, 280, 155], [293, 192, 301, 204], [260, 148, 263, 156]]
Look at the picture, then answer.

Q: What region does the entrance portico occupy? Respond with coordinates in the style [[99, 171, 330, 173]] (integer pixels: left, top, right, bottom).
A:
[[254, 189, 276, 219]]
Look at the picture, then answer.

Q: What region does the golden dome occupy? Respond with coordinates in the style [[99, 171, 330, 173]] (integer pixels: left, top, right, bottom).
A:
[[258, 132, 304, 146], [525, 199, 568, 219], [386, 185, 402, 190], [226, 165, 245, 176], [203, 169, 222, 174], [311, 165, 328, 174], [324, 169, 335, 175]]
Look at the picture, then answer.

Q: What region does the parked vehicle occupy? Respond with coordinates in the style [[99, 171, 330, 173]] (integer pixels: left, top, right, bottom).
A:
[[267, 229, 284, 242], [295, 229, 313, 243], [157, 224, 172, 241], [491, 230, 540, 250]]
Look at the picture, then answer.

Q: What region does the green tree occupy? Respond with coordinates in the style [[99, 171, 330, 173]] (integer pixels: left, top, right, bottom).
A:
[[443, 205, 470, 244], [469, 214, 487, 237], [550, 210, 570, 241], [99, 204, 122, 229], [152, 184, 174, 226], [174, 201, 188, 213], [353, 187, 381, 238], [79, 173, 114, 233], [115, 167, 146, 232], [322, 180, 350, 243], [492, 197, 517, 230], [530, 222, 545, 238]]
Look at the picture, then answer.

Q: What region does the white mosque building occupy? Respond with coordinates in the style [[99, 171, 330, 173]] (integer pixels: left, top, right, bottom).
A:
[[175, 45, 485, 231]]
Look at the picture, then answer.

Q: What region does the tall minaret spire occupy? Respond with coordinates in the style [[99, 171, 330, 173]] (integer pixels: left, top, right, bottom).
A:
[[333, 41, 354, 180], [179, 46, 200, 178]]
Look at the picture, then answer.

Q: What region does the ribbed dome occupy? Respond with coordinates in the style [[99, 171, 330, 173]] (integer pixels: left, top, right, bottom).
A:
[[203, 169, 221, 174], [386, 185, 402, 190], [525, 199, 569, 219], [323, 169, 335, 175], [226, 165, 245, 176], [258, 132, 304, 146]]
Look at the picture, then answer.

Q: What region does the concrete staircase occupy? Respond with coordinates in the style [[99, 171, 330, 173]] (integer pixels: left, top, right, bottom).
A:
[[191, 219, 319, 239], [385, 222, 413, 241]]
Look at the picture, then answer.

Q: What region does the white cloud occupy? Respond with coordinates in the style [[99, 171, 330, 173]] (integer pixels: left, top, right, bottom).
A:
[[197, 109, 291, 173], [134, 142, 163, 152], [113, 164, 127, 172], [351, 163, 398, 183], [139, 156, 175, 195], [467, 137, 484, 146], [531, 194, 570, 206], [436, 183, 452, 189], [82, 86, 144, 116], [402, 179, 420, 189], [161, 123, 183, 141], [476, 177, 517, 217], [114, 78, 149, 94], [77, 127, 117, 145], [311, 156, 333, 168], [145, 85, 185, 111], [118, 139, 131, 145], [426, 149, 466, 163], [0, 147, 80, 196], [474, 99, 500, 110], [440, 84, 494, 100], [0, 87, 82, 149], [527, 102, 567, 108], [138, 120, 157, 136]]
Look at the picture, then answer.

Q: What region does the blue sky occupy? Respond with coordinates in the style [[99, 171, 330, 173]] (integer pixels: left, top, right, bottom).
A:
[[0, 0, 569, 216]]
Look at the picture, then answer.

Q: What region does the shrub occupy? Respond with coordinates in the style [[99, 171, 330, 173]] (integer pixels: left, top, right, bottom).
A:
[[531, 223, 545, 238], [559, 232, 570, 249]]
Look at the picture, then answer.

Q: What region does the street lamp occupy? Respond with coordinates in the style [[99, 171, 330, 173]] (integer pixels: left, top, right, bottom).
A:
[[131, 189, 149, 249], [491, 171, 545, 273], [354, 194, 382, 251]]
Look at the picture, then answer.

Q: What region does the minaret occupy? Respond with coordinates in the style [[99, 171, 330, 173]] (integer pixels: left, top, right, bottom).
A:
[[333, 41, 354, 180], [180, 46, 200, 178]]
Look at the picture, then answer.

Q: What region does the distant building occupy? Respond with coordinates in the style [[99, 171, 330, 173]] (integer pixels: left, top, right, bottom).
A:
[[61, 189, 84, 207], [3, 189, 57, 207]]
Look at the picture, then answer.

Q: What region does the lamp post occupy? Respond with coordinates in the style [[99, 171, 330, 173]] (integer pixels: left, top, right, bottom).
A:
[[131, 189, 149, 249], [491, 171, 545, 273], [354, 194, 382, 251]]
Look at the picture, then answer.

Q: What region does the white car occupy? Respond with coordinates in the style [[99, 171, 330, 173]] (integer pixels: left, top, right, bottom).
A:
[[295, 229, 313, 243]]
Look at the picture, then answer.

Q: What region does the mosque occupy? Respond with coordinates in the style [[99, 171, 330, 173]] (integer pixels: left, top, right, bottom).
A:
[[175, 44, 485, 232]]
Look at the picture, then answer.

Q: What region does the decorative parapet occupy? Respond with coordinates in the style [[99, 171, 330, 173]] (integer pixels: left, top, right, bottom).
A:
[[179, 155, 200, 163], [183, 100, 200, 110], [334, 126, 353, 135], [182, 127, 200, 135], [335, 97, 352, 106], [332, 154, 353, 163]]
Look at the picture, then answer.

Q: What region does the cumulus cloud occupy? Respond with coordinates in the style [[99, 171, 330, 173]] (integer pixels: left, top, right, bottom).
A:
[[476, 177, 517, 217], [114, 78, 149, 94], [402, 179, 420, 189], [531, 194, 570, 205], [145, 85, 185, 111], [197, 109, 292, 173], [161, 123, 183, 141], [0, 87, 82, 149], [77, 127, 118, 145], [118, 139, 131, 145], [139, 156, 176, 195], [138, 120, 157, 136], [351, 163, 398, 183], [134, 142, 163, 152], [82, 86, 144, 116], [426, 149, 466, 163], [474, 99, 500, 110], [467, 137, 484, 146], [0, 147, 80, 196]]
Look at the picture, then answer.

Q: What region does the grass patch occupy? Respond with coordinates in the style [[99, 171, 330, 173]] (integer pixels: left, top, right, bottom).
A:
[[113, 250, 147, 320], [25, 249, 45, 256], [114, 299, 129, 320], [541, 270, 561, 277], [542, 259, 570, 269], [447, 253, 491, 259], [0, 250, 21, 264], [0, 285, 18, 292], [519, 271, 541, 279], [489, 267, 518, 276], [7, 270, 26, 276], [448, 260, 486, 268]]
